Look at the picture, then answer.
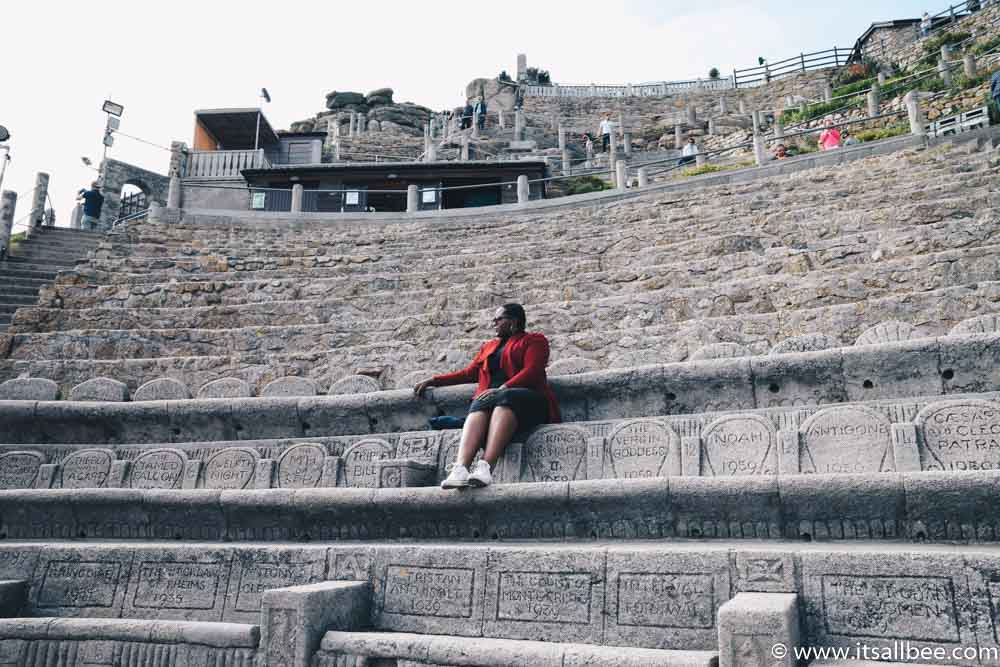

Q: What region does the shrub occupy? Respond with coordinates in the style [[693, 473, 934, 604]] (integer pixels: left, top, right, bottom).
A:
[[565, 175, 610, 195], [834, 62, 872, 87], [708, 67, 720, 79], [923, 31, 972, 54], [854, 124, 909, 142], [833, 77, 875, 98], [781, 100, 847, 125], [971, 35, 1000, 56]]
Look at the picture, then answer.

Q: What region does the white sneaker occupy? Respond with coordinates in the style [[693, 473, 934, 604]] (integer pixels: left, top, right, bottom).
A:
[[468, 460, 493, 488], [441, 464, 470, 489]]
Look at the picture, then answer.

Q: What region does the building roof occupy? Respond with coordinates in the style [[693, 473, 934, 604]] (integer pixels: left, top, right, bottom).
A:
[[242, 160, 549, 180], [194, 108, 279, 149]]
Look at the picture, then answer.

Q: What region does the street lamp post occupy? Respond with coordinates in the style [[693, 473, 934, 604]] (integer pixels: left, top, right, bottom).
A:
[[0, 125, 10, 195]]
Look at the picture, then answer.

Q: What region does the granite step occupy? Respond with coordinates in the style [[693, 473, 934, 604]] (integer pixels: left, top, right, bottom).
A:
[[19, 238, 1000, 333], [7, 274, 999, 365]]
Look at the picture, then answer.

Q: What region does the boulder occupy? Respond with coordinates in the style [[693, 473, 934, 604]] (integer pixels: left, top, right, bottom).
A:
[[325, 91, 367, 110], [366, 96, 393, 108], [465, 77, 518, 112]]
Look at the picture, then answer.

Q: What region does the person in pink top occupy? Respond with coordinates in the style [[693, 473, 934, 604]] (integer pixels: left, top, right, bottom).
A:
[[818, 119, 841, 150]]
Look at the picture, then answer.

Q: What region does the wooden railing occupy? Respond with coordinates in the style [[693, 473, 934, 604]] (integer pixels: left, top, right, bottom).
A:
[[733, 47, 850, 88], [184, 149, 270, 178]]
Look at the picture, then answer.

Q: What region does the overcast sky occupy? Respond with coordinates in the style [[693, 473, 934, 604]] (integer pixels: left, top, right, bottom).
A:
[[4, 0, 930, 223]]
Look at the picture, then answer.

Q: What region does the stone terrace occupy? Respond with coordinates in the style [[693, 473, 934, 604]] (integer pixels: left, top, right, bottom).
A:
[[2, 129, 1000, 665]]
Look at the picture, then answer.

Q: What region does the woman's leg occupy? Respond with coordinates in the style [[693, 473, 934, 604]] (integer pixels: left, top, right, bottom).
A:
[[456, 410, 490, 467], [482, 406, 519, 467]]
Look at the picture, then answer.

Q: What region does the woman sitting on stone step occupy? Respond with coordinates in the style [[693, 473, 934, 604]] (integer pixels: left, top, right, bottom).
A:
[[414, 303, 561, 489]]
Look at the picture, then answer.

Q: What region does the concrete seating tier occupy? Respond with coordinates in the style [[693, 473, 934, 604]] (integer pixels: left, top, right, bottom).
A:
[[5, 288, 1000, 397], [4, 541, 1000, 665]]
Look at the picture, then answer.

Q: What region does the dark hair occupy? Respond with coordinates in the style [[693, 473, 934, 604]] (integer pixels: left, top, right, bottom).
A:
[[501, 303, 526, 331]]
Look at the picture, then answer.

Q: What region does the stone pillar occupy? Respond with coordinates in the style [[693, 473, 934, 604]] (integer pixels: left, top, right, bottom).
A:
[[687, 106, 697, 125], [0, 191, 16, 259], [773, 114, 784, 140], [940, 43, 952, 63], [167, 176, 182, 208], [290, 184, 304, 213], [674, 124, 683, 149], [905, 91, 927, 137], [637, 167, 648, 187], [867, 84, 880, 117], [738, 99, 747, 114], [514, 109, 524, 141], [427, 139, 437, 162], [719, 594, 800, 667], [585, 140, 594, 168], [562, 149, 571, 177], [707, 118, 717, 136], [472, 110, 480, 138], [623, 131, 632, 157], [498, 109, 505, 130], [558, 125, 566, 151], [719, 96, 728, 114], [938, 57, 953, 87], [26, 172, 49, 238], [608, 132, 618, 178], [517, 53, 527, 80], [615, 160, 627, 191], [877, 71, 886, 86], [359, 115, 367, 134], [70, 203, 82, 230], [333, 141, 341, 161], [823, 80, 833, 103], [460, 136, 470, 161], [429, 118, 436, 140], [348, 112, 356, 137], [516, 175, 529, 203], [963, 53, 977, 78], [695, 140, 706, 168], [406, 184, 419, 213], [753, 134, 768, 166], [169, 141, 189, 178], [423, 123, 430, 154], [751, 111, 761, 135]]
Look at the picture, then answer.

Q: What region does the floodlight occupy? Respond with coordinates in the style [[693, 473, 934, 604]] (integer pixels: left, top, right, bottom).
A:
[[103, 100, 124, 117], [0, 126, 9, 142]]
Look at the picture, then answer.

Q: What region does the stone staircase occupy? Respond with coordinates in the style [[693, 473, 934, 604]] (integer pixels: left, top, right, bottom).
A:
[[0, 227, 103, 332], [1, 129, 1000, 665]]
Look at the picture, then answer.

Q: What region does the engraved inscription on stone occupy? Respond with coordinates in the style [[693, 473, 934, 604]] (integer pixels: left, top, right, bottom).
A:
[[701, 414, 776, 476], [383, 566, 474, 618], [915, 400, 1000, 472], [799, 406, 894, 474], [133, 561, 224, 610], [616, 573, 714, 629], [0, 451, 44, 489], [821, 575, 959, 642], [234, 559, 321, 612], [59, 449, 114, 489], [744, 559, 784, 583], [276, 443, 326, 489], [127, 449, 187, 489], [343, 439, 394, 487], [496, 571, 592, 624], [524, 425, 588, 482], [607, 420, 678, 479], [397, 434, 439, 463], [37, 561, 122, 608], [201, 448, 259, 490]]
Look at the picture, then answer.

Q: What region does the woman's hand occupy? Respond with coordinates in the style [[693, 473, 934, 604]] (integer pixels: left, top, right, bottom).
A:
[[413, 379, 438, 397]]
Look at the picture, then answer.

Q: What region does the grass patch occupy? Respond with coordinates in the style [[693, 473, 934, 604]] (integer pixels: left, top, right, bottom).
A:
[[781, 100, 848, 125], [680, 164, 727, 177], [833, 77, 876, 99], [7, 232, 24, 253], [971, 34, 1000, 57], [564, 175, 611, 195], [924, 30, 972, 55]]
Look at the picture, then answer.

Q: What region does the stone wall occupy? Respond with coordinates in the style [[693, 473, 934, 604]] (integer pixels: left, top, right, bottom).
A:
[[859, 23, 921, 70], [892, 3, 1000, 70]]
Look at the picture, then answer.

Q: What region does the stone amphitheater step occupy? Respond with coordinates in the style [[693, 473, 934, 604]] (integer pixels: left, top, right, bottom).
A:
[[92, 164, 1000, 266], [18, 234, 1000, 334], [0, 539, 989, 665], [5, 274, 1000, 375]]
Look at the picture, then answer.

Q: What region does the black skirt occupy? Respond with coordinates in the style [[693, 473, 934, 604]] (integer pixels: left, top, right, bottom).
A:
[[468, 387, 548, 436]]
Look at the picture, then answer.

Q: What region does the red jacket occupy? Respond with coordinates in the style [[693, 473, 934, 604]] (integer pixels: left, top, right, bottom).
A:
[[433, 332, 561, 423]]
